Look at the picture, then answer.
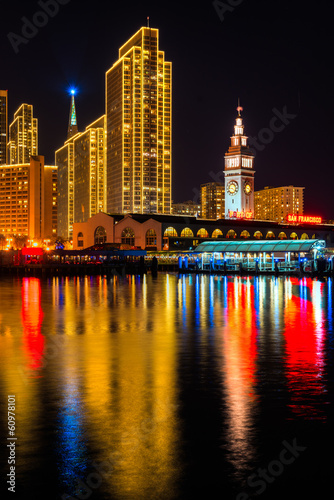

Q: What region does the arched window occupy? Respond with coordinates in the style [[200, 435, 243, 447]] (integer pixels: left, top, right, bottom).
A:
[[254, 231, 263, 239], [240, 230, 250, 239], [164, 227, 178, 237], [77, 232, 84, 248], [300, 233, 309, 240], [146, 229, 157, 247], [181, 227, 194, 237], [121, 227, 135, 246], [278, 232, 287, 240], [197, 228, 209, 238], [94, 226, 107, 245], [266, 231, 275, 239], [290, 232, 298, 240], [212, 229, 223, 238], [226, 229, 236, 239]]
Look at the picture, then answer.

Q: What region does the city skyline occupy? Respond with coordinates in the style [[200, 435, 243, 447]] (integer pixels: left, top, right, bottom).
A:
[[1, 0, 334, 217]]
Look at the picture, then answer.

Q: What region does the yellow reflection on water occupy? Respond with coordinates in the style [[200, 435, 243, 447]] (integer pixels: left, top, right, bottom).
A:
[[53, 274, 181, 498]]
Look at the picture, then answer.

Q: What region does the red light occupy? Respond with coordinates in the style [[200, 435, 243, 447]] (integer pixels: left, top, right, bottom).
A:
[[287, 214, 322, 224]]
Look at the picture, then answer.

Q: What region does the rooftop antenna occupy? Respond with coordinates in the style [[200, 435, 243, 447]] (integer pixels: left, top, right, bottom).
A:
[[147, 16, 150, 27]]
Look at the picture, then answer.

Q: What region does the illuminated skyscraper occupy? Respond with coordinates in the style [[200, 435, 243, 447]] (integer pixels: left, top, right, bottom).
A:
[[224, 104, 255, 219], [56, 136, 76, 240], [8, 104, 38, 164], [255, 185, 304, 222], [56, 107, 106, 239], [106, 26, 172, 214], [73, 116, 106, 224], [200, 182, 225, 219], [0, 90, 8, 165], [0, 156, 57, 239]]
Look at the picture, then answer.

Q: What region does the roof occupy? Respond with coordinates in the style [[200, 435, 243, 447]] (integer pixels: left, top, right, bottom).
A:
[[193, 239, 326, 253]]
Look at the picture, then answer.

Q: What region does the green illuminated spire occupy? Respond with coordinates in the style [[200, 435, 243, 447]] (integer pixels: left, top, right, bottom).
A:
[[67, 91, 78, 139]]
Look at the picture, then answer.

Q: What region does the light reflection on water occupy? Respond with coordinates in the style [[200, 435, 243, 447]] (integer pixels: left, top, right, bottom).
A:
[[0, 274, 333, 499]]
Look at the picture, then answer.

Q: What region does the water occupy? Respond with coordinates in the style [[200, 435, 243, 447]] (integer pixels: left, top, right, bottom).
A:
[[0, 273, 333, 499]]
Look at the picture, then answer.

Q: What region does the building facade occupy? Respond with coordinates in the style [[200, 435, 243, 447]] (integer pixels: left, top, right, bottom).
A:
[[200, 182, 224, 219], [0, 90, 8, 165], [73, 116, 106, 224], [0, 156, 57, 239], [56, 111, 106, 240], [8, 104, 38, 164], [255, 185, 304, 222], [56, 137, 76, 240], [224, 105, 255, 219], [172, 200, 200, 217], [106, 26, 172, 215], [72, 212, 334, 251]]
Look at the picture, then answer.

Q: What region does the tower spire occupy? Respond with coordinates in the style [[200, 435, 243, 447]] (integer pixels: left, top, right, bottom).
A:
[[67, 89, 78, 139], [237, 98, 243, 116]]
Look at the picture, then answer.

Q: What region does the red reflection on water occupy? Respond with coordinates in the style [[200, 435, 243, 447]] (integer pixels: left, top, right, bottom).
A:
[[21, 278, 44, 370], [221, 279, 258, 476], [224, 280, 258, 398], [284, 279, 325, 419]]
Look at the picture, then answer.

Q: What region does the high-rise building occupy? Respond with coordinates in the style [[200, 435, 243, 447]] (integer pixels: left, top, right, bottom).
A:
[[56, 136, 76, 240], [73, 115, 106, 224], [224, 104, 255, 219], [56, 93, 106, 239], [106, 26, 172, 215], [0, 90, 8, 165], [255, 185, 304, 222], [0, 156, 57, 239], [200, 182, 225, 219], [8, 104, 38, 164]]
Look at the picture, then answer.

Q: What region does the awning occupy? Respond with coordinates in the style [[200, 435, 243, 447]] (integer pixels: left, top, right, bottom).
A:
[[194, 239, 326, 253]]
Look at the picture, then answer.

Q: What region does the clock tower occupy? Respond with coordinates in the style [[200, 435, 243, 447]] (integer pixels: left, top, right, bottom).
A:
[[224, 104, 255, 219]]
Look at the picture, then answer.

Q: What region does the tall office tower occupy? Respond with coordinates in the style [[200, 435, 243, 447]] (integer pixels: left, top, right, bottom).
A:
[[224, 104, 255, 219], [200, 182, 225, 219], [68, 90, 78, 139], [74, 115, 106, 224], [254, 185, 304, 222], [0, 90, 8, 165], [0, 156, 57, 239], [56, 136, 76, 240], [8, 104, 38, 164], [106, 26, 172, 214]]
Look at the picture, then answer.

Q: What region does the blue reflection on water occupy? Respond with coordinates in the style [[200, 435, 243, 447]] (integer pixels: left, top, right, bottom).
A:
[[56, 378, 88, 492]]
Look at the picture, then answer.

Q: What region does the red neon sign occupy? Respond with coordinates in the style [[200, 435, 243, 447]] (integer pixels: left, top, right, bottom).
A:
[[287, 214, 322, 224], [229, 210, 253, 219]]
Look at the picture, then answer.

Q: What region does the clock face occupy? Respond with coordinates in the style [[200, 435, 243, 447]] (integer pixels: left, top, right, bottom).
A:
[[244, 181, 252, 195], [227, 180, 239, 195]]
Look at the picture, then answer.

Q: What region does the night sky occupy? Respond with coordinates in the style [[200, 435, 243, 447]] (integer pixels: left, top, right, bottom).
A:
[[1, 0, 334, 218]]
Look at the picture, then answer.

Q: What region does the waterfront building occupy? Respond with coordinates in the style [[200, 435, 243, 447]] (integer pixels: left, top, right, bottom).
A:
[[224, 104, 255, 219], [0, 90, 8, 165], [0, 155, 57, 239], [106, 26, 172, 215], [200, 182, 224, 219], [172, 200, 200, 217], [8, 103, 38, 164], [255, 185, 304, 222], [72, 212, 334, 251]]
